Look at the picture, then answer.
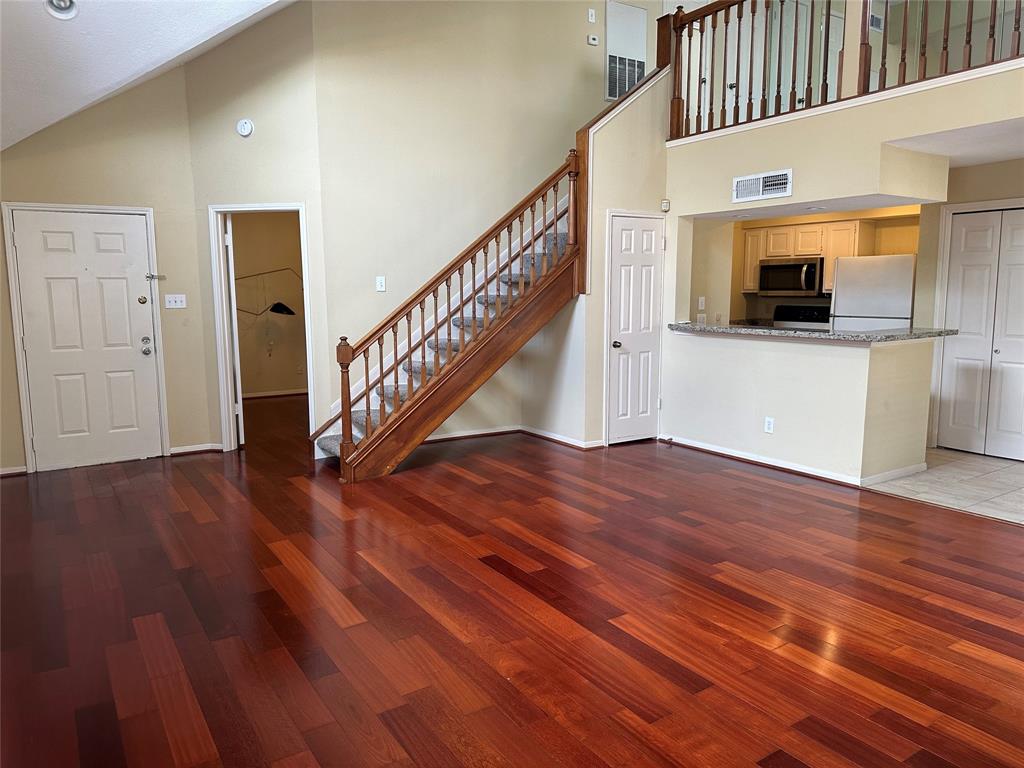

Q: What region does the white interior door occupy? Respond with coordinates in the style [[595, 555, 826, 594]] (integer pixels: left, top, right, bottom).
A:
[[608, 215, 663, 444], [223, 214, 246, 445], [12, 209, 163, 470], [938, 211, 1001, 454], [985, 209, 1024, 460]]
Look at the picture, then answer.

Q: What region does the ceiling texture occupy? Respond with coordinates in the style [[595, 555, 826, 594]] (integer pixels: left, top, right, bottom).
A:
[[1, 0, 285, 149]]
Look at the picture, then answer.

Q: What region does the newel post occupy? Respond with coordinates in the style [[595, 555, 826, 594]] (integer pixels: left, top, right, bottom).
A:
[[336, 336, 355, 461], [856, 0, 873, 94], [567, 149, 579, 249], [670, 6, 685, 139]]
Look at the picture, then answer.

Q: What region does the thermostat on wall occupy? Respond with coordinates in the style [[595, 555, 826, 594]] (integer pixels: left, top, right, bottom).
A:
[[236, 119, 254, 138]]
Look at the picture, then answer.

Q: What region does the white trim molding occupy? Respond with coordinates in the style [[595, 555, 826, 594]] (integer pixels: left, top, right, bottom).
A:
[[666, 58, 1024, 149], [242, 388, 308, 399], [0, 466, 28, 477], [859, 463, 929, 486], [169, 443, 224, 455], [520, 426, 605, 450], [208, 203, 315, 454], [1, 202, 171, 473], [928, 196, 1024, 447]]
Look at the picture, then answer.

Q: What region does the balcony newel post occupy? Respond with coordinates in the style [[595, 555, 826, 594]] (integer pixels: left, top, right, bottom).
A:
[[670, 6, 685, 139], [857, 0, 873, 94], [336, 336, 355, 464], [567, 149, 579, 249]]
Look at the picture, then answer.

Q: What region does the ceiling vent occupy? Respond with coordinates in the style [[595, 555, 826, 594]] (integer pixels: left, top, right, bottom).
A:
[[732, 169, 793, 203]]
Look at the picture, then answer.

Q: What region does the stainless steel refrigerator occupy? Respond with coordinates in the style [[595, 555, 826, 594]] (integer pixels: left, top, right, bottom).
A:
[[831, 254, 916, 332]]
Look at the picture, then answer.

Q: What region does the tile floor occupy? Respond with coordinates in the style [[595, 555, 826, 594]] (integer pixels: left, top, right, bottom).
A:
[[868, 448, 1024, 524]]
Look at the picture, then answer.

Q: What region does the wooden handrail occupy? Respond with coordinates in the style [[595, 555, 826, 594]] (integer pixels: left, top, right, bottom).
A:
[[349, 159, 573, 358]]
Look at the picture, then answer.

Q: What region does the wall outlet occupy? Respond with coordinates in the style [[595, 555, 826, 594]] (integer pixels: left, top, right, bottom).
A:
[[375, 276, 386, 292], [696, 313, 707, 325], [588, 7, 596, 23], [164, 294, 186, 309], [764, 416, 775, 434], [714, 312, 722, 323], [698, 296, 706, 311]]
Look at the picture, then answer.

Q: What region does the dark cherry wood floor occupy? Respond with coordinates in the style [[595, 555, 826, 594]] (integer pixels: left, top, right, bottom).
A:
[[3, 395, 1024, 767]]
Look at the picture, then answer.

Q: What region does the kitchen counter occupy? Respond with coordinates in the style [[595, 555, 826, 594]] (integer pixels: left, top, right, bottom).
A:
[[667, 323, 958, 344]]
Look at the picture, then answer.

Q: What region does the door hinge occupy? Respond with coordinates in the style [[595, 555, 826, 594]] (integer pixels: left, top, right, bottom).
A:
[[657, 397, 663, 410], [224, 232, 233, 248], [234, 404, 242, 415], [20, 334, 27, 352], [662, 236, 667, 252]]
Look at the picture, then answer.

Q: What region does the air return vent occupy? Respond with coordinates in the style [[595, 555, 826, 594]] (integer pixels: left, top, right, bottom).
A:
[[732, 169, 793, 203]]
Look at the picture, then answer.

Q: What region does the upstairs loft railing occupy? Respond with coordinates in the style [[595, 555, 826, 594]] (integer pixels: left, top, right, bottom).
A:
[[310, 152, 579, 465], [667, 0, 1023, 140], [856, 0, 1022, 93]]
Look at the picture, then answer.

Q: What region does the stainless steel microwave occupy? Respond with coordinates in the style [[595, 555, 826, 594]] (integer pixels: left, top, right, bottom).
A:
[[758, 257, 823, 296]]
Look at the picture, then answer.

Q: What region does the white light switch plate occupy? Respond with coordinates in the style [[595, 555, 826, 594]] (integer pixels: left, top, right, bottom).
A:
[[375, 276, 386, 292], [764, 417, 775, 434], [588, 8, 596, 22], [698, 296, 706, 310], [587, 34, 600, 46], [164, 293, 186, 309]]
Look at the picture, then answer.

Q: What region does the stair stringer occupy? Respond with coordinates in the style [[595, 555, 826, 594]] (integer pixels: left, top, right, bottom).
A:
[[343, 250, 579, 481]]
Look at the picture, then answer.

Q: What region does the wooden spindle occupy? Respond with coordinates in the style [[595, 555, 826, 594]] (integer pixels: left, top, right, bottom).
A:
[[363, 350, 372, 437], [552, 181, 560, 264], [1013, 0, 1022, 57], [517, 213, 526, 296], [685, 22, 694, 134], [671, 13, 685, 138], [482, 245, 489, 330], [541, 192, 549, 276], [696, 16, 706, 132], [377, 338, 385, 426], [941, 0, 952, 73], [821, 0, 832, 102], [857, 0, 873, 93], [567, 150, 578, 250], [445, 277, 452, 359], [747, 0, 757, 120], [507, 223, 514, 304], [898, 0, 910, 84], [471, 253, 479, 334], [986, 0, 998, 63], [775, 0, 785, 112], [964, 0, 974, 69], [432, 289, 439, 373], [406, 311, 413, 401], [720, 7, 730, 128], [879, 0, 890, 88], [708, 11, 718, 130], [734, 1, 744, 124], [420, 300, 426, 388], [391, 327, 399, 411], [494, 232, 502, 315], [789, 0, 799, 109], [458, 265, 465, 352], [918, 0, 929, 81], [762, 0, 772, 116], [530, 204, 537, 285], [805, 0, 815, 106], [337, 337, 354, 459]]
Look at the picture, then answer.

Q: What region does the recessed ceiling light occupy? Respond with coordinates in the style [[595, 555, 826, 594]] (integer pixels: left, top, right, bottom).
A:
[[45, 0, 78, 20]]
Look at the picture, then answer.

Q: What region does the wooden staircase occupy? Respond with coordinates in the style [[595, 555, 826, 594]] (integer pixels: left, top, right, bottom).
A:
[[310, 152, 582, 482]]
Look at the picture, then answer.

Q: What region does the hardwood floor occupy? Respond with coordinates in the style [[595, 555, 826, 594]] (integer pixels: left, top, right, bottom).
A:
[[2, 427, 1024, 767]]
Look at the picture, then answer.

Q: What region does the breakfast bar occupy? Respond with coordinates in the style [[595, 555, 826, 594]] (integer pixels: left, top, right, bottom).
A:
[[659, 323, 957, 486]]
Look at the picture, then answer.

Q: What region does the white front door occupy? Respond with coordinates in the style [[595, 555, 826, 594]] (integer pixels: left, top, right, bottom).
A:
[[985, 209, 1024, 460], [608, 215, 663, 444], [938, 211, 1002, 454], [12, 209, 163, 470]]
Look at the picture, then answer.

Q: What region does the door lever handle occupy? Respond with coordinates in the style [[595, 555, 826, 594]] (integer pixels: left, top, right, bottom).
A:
[[612, 341, 622, 349]]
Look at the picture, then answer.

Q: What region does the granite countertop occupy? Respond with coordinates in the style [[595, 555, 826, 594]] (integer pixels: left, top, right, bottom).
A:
[[667, 323, 958, 344]]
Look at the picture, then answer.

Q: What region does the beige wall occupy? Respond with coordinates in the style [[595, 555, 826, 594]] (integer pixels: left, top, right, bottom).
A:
[[1, 69, 202, 466], [230, 212, 307, 397]]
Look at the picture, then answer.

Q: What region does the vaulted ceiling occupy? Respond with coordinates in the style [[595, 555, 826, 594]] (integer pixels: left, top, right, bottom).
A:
[[1, 0, 286, 149]]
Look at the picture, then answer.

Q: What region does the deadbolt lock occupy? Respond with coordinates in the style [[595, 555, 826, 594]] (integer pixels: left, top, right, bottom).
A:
[[138, 296, 148, 304]]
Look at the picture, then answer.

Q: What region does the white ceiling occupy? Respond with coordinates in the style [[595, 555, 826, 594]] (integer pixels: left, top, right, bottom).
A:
[[886, 118, 1024, 169], [1, 0, 286, 149]]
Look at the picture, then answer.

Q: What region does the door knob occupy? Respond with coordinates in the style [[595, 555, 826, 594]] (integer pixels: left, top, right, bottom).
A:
[[141, 335, 151, 344], [993, 349, 1001, 354], [141, 347, 152, 356], [612, 341, 622, 349]]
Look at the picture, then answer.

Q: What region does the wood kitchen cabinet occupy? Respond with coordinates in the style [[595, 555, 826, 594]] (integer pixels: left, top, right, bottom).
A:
[[793, 224, 824, 255], [742, 228, 765, 292], [765, 227, 795, 257], [822, 220, 876, 292]]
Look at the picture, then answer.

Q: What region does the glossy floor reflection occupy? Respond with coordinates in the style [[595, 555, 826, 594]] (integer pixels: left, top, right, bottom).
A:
[[2, 432, 1023, 767]]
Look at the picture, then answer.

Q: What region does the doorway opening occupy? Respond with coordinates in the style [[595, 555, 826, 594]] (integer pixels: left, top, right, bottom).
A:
[[209, 205, 314, 461]]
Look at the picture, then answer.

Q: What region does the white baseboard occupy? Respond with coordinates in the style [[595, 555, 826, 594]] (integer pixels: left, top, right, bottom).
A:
[[520, 426, 604, 450], [0, 465, 27, 477], [859, 463, 928, 486], [169, 443, 224, 455], [659, 434, 861, 485], [243, 389, 308, 399], [424, 425, 521, 443]]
